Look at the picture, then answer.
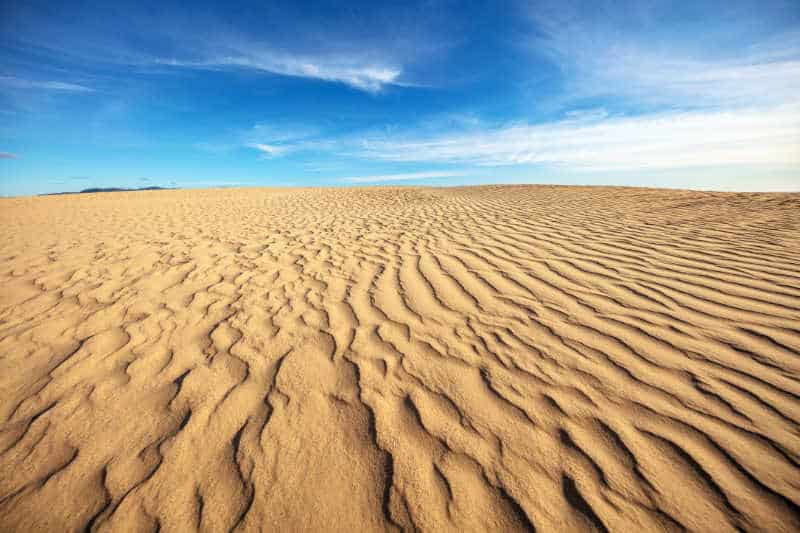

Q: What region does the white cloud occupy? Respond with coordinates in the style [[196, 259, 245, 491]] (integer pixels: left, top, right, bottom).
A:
[[0, 152, 18, 159], [157, 52, 401, 92], [197, 123, 322, 156], [524, 1, 800, 108], [244, 125, 323, 157], [0, 76, 93, 92], [352, 105, 800, 171], [246, 123, 320, 144], [249, 143, 287, 157], [582, 50, 800, 107], [338, 171, 464, 183]]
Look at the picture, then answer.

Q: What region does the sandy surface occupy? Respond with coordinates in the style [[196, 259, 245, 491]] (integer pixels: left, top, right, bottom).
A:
[[0, 185, 799, 532]]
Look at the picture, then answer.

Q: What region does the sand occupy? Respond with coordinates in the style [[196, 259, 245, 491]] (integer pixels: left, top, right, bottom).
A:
[[0, 185, 799, 532]]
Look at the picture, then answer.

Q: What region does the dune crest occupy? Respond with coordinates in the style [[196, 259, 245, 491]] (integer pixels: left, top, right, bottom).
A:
[[1, 185, 799, 531]]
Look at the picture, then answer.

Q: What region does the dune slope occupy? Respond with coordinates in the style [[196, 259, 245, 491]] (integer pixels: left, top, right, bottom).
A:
[[1, 185, 799, 532]]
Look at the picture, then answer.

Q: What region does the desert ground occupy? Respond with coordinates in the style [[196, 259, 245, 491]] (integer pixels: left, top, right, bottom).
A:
[[0, 185, 799, 532]]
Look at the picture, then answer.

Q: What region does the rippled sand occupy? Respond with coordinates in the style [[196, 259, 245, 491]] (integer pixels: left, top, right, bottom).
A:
[[1, 185, 799, 532]]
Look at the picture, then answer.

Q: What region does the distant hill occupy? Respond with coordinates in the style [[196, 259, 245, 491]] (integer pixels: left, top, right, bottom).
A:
[[41, 186, 173, 196]]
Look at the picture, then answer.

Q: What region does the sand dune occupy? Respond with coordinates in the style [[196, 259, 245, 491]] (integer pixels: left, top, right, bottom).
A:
[[1, 185, 799, 532]]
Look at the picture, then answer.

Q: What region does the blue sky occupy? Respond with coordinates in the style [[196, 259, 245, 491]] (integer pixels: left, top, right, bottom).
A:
[[1, 0, 798, 196]]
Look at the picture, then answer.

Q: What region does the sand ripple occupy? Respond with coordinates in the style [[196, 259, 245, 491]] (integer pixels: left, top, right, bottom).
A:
[[1, 186, 799, 531]]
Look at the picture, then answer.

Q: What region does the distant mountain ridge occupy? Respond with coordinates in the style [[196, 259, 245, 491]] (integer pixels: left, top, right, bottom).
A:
[[41, 186, 173, 196]]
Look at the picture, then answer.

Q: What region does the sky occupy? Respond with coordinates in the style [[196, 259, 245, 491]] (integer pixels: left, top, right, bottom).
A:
[[1, 0, 799, 196]]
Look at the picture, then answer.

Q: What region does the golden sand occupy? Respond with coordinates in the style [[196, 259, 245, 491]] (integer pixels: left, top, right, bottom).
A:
[[1, 185, 799, 531]]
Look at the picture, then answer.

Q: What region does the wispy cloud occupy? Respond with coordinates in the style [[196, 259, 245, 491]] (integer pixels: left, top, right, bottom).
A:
[[0, 152, 18, 159], [249, 143, 287, 157], [572, 48, 800, 108], [525, 1, 800, 108], [197, 123, 323, 156], [5, 0, 461, 95], [246, 123, 321, 144], [241, 123, 326, 157], [338, 171, 463, 183], [351, 105, 800, 171], [157, 51, 402, 92], [0, 76, 93, 92], [324, 2, 800, 174]]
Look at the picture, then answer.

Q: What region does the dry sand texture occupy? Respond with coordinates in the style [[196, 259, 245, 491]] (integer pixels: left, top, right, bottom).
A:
[[1, 185, 799, 532]]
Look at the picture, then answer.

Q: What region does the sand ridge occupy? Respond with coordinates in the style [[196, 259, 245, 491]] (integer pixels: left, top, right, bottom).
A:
[[0, 185, 799, 531]]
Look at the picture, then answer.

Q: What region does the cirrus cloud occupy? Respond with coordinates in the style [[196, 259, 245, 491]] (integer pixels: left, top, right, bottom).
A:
[[0, 76, 93, 92], [338, 170, 464, 183], [157, 53, 402, 93], [350, 104, 800, 171], [249, 143, 288, 157]]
